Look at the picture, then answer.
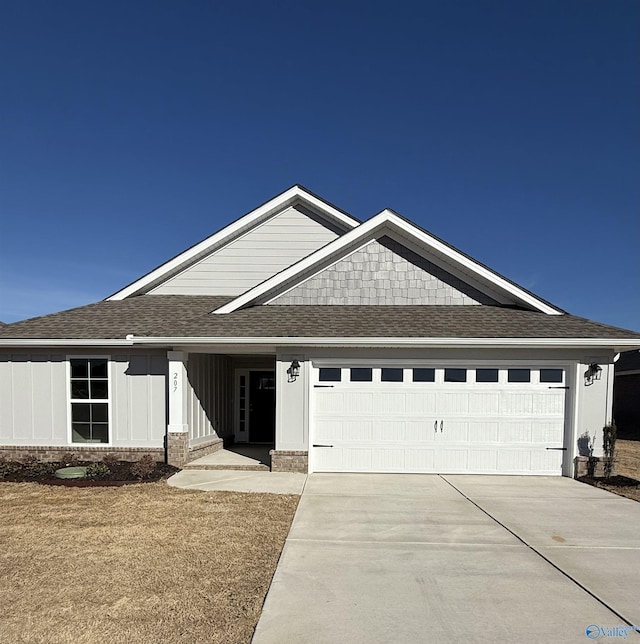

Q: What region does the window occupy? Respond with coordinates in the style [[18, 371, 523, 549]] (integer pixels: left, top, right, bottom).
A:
[[540, 369, 563, 383], [350, 368, 372, 382], [239, 375, 246, 433], [508, 368, 530, 383], [444, 368, 467, 383], [412, 368, 435, 382], [69, 358, 109, 443], [476, 369, 498, 383], [319, 368, 341, 382], [381, 368, 403, 382]]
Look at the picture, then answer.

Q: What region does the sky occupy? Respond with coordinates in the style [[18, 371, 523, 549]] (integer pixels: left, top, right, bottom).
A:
[[0, 0, 638, 330]]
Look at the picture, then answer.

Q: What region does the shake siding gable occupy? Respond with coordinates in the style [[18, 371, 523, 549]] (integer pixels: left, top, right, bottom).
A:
[[150, 206, 340, 296], [270, 238, 498, 306]]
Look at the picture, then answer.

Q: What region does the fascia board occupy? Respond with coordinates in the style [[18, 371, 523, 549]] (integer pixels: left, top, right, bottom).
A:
[[0, 339, 134, 347], [107, 186, 359, 301], [215, 209, 561, 315], [126, 336, 640, 351]]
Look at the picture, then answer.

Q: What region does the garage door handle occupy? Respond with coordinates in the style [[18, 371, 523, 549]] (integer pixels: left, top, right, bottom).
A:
[[313, 444, 334, 448], [434, 421, 437, 433], [440, 420, 443, 433], [546, 447, 567, 451]]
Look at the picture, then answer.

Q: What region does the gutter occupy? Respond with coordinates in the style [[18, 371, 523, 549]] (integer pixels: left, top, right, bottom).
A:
[[0, 339, 134, 347], [124, 335, 640, 351]]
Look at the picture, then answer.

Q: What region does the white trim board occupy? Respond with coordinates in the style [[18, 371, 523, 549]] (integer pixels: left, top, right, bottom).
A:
[[214, 210, 563, 315], [107, 186, 360, 301]]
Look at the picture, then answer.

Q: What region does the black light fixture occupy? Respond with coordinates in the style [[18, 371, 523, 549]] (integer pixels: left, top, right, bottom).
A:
[[584, 362, 602, 386], [287, 360, 301, 382]]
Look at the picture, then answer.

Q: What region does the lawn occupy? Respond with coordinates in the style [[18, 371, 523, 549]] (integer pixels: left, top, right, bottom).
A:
[[0, 482, 299, 644]]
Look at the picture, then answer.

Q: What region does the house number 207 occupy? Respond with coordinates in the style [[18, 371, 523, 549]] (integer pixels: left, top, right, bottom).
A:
[[173, 372, 178, 392]]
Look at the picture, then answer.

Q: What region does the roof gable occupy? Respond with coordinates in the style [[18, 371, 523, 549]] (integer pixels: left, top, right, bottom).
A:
[[214, 210, 564, 315], [107, 185, 360, 300]]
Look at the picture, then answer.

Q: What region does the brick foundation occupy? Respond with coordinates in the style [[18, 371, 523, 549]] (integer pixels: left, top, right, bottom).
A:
[[270, 450, 308, 473], [574, 456, 617, 479], [0, 445, 164, 464]]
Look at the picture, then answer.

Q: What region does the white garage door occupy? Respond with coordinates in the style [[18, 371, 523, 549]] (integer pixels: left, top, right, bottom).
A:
[[311, 366, 567, 475]]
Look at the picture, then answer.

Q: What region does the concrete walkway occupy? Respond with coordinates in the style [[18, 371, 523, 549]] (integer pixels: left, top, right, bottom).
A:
[[252, 474, 640, 644], [167, 469, 306, 494]]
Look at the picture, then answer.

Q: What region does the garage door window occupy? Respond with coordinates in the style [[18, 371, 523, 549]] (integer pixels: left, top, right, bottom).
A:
[[508, 369, 531, 383], [381, 368, 403, 382], [319, 368, 342, 382], [540, 369, 563, 383], [412, 368, 435, 382], [350, 368, 372, 382], [476, 368, 498, 383], [444, 368, 467, 383]]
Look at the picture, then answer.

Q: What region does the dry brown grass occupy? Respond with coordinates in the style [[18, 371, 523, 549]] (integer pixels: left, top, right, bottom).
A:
[[0, 482, 299, 644]]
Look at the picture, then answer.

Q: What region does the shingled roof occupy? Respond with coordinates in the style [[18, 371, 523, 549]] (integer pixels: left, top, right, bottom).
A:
[[0, 295, 638, 342]]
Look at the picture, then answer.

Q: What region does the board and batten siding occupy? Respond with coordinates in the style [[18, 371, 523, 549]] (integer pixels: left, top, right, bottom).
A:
[[187, 354, 232, 444], [150, 206, 340, 296], [0, 352, 167, 447]]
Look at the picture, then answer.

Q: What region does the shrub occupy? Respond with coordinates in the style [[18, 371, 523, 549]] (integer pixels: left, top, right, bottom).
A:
[[59, 452, 80, 467], [86, 463, 111, 480], [131, 455, 156, 480], [603, 423, 617, 480], [21, 456, 55, 478], [102, 453, 120, 468], [0, 457, 21, 479]]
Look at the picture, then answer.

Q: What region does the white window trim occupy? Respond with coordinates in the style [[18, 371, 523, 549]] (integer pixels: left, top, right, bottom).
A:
[[66, 355, 113, 447]]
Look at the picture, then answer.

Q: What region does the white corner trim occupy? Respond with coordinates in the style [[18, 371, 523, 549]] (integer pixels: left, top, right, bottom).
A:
[[214, 210, 562, 315], [107, 186, 359, 301]]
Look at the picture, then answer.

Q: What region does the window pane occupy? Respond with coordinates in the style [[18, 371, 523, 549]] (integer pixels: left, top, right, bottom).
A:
[[381, 368, 403, 382], [90, 359, 108, 378], [72, 403, 91, 422], [508, 369, 530, 383], [71, 381, 90, 399], [319, 368, 341, 382], [92, 424, 109, 443], [413, 368, 435, 382], [90, 381, 108, 399], [91, 403, 108, 423], [350, 368, 372, 382], [540, 369, 563, 383], [72, 423, 91, 442], [476, 369, 498, 383], [70, 359, 88, 379], [445, 368, 467, 383]]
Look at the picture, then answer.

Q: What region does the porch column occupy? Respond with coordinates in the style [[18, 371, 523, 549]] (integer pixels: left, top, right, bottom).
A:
[[167, 351, 189, 467]]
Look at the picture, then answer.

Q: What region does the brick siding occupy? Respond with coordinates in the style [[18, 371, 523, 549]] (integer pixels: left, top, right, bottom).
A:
[[270, 450, 308, 473], [0, 445, 164, 463]]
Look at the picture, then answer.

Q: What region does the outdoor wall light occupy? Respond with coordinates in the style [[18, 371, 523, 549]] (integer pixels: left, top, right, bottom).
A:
[[287, 360, 301, 383], [584, 362, 602, 386]]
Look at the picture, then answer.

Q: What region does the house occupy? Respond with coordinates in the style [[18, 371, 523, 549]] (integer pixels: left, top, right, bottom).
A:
[[1, 185, 639, 476]]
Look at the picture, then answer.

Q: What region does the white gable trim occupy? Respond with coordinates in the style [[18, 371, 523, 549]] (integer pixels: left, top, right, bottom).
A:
[[214, 210, 563, 315], [107, 186, 360, 301]]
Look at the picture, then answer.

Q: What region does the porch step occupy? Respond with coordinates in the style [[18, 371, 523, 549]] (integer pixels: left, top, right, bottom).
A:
[[183, 463, 270, 472]]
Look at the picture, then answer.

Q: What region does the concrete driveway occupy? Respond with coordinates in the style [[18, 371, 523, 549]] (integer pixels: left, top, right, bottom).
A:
[[252, 474, 640, 644]]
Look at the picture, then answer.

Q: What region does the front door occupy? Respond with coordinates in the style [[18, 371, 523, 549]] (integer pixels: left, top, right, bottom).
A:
[[249, 371, 275, 443]]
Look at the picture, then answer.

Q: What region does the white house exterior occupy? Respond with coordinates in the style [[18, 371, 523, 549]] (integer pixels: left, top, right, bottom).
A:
[[1, 186, 638, 476]]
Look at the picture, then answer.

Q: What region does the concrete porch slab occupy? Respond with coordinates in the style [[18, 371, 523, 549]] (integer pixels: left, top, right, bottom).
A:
[[184, 445, 271, 471], [167, 469, 306, 495]]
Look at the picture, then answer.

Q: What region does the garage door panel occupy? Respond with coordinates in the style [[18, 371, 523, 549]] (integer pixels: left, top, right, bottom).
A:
[[501, 393, 534, 415], [405, 448, 436, 471], [405, 420, 437, 442], [467, 449, 499, 472], [468, 421, 499, 443], [347, 392, 375, 413], [497, 449, 532, 472], [371, 448, 406, 471], [406, 392, 435, 414], [342, 420, 372, 441], [373, 393, 406, 414], [533, 393, 564, 415], [531, 421, 564, 444], [437, 449, 469, 471], [469, 393, 500, 414], [371, 420, 404, 442], [499, 422, 532, 443], [442, 420, 468, 442], [437, 393, 469, 414], [316, 391, 345, 413]]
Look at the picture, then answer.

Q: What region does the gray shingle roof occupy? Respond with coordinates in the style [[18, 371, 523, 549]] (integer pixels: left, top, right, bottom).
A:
[[0, 295, 638, 341]]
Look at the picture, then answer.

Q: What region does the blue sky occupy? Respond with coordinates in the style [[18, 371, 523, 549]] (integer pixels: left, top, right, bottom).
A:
[[1, 0, 638, 329]]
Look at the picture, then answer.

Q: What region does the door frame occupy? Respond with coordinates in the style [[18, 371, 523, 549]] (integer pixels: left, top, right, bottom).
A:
[[234, 368, 276, 443]]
